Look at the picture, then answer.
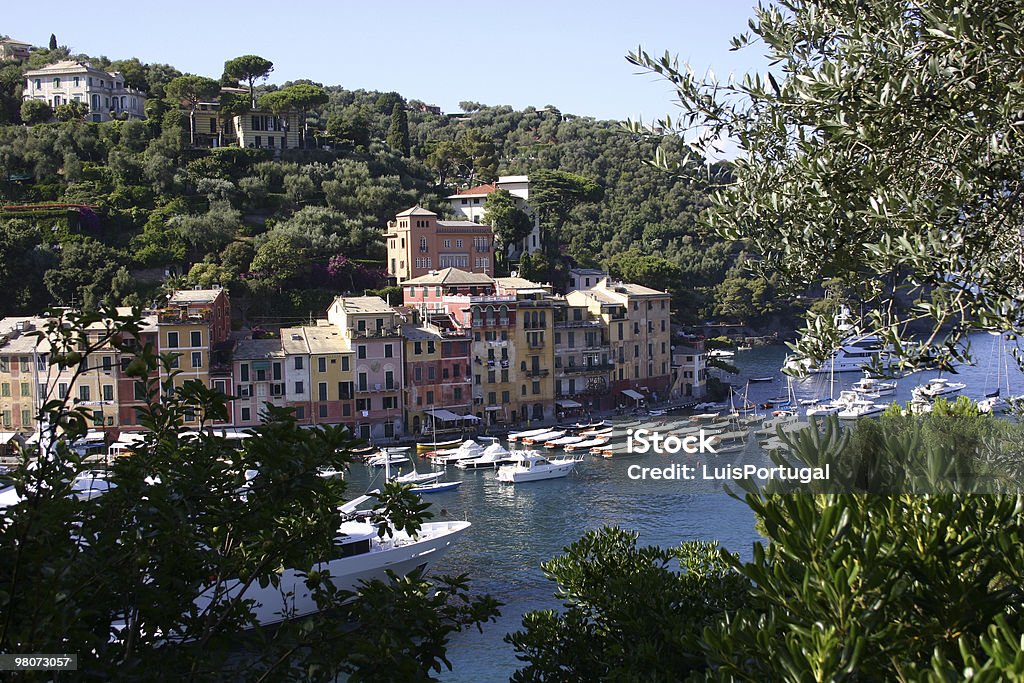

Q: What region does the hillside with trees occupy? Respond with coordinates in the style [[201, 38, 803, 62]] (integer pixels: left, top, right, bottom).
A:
[[0, 40, 791, 329]]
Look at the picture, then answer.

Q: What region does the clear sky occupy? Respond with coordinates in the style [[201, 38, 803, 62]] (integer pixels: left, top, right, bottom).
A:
[[3, 0, 768, 123]]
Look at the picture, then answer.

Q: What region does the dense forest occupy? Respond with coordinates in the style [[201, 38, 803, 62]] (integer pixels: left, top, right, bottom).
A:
[[0, 40, 796, 327]]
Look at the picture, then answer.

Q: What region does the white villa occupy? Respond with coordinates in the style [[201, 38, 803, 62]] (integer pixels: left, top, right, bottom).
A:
[[447, 175, 542, 260], [22, 61, 147, 122]]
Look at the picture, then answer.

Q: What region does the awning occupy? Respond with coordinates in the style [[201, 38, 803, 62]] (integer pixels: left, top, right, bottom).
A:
[[425, 408, 462, 421], [0, 432, 20, 445], [461, 414, 481, 421], [622, 389, 644, 401], [557, 399, 582, 408], [485, 406, 503, 411]]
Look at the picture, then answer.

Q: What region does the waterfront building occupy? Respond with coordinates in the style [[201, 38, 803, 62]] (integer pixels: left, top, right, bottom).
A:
[[401, 322, 473, 436], [552, 301, 614, 413], [566, 278, 673, 406], [385, 206, 496, 284], [326, 296, 404, 441], [0, 317, 50, 432], [156, 287, 232, 427], [671, 343, 708, 399], [232, 338, 286, 427], [279, 324, 354, 426], [22, 61, 147, 121], [568, 267, 609, 292]]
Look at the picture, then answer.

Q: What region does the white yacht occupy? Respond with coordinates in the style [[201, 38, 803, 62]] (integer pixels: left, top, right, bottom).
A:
[[455, 442, 513, 469], [851, 376, 897, 396], [431, 440, 485, 464], [837, 398, 887, 420], [911, 377, 967, 401], [194, 509, 471, 627], [496, 450, 581, 483]]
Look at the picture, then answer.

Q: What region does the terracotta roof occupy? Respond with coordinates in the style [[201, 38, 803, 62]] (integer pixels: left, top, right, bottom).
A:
[[446, 183, 497, 199]]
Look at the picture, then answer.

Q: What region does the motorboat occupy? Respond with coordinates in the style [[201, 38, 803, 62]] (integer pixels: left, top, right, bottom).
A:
[[851, 376, 897, 396], [193, 512, 471, 627], [392, 469, 443, 485], [507, 427, 551, 443], [431, 440, 485, 464], [365, 449, 410, 467], [837, 398, 887, 420], [496, 450, 581, 483], [521, 430, 565, 445], [709, 349, 735, 358], [911, 377, 967, 401], [578, 426, 614, 438], [749, 376, 774, 383], [544, 435, 586, 449], [317, 467, 345, 479], [455, 442, 514, 469], [563, 436, 610, 452]]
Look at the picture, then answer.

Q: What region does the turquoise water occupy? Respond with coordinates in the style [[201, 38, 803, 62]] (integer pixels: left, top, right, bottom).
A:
[[345, 335, 1024, 681]]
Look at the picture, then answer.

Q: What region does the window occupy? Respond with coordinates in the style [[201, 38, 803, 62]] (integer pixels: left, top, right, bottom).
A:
[[0, 384, 7, 397], [102, 385, 113, 401], [455, 387, 463, 400], [385, 370, 395, 390], [134, 382, 147, 401], [318, 357, 326, 373], [319, 404, 328, 418], [273, 362, 282, 381], [384, 344, 393, 358], [295, 356, 304, 370], [0, 357, 5, 372], [358, 373, 368, 391], [59, 383, 68, 399], [240, 364, 250, 382], [295, 406, 304, 419], [22, 409, 32, 427], [53, 77, 61, 87], [414, 341, 422, 354], [426, 390, 434, 404], [241, 407, 251, 421], [295, 381, 304, 394], [488, 391, 496, 404], [79, 386, 90, 401], [343, 404, 352, 416], [357, 345, 366, 359], [167, 331, 179, 348], [318, 383, 328, 401], [342, 356, 350, 371], [189, 352, 201, 368], [427, 367, 435, 380], [456, 239, 463, 248], [533, 381, 541, 395], [190, 330, 201, 347]]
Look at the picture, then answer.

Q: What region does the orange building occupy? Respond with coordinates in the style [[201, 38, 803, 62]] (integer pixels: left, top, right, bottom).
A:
[[384, 206, 496, 284]]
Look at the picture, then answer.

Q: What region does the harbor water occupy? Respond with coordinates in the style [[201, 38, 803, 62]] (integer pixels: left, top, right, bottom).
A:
[[344, 334, 1024, 682]]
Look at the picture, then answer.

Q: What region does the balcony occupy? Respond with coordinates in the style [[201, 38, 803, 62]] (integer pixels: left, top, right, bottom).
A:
[[525, 369, 550, 378], [561, 363, 615, 374], [348, 327, 400, 339], [158, 309, 212, 325]]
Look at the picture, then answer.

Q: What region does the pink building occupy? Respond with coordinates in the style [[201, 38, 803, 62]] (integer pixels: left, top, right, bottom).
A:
[[385, 206, 496, 284]]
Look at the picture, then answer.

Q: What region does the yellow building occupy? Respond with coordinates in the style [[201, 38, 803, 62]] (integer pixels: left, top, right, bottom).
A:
[[280, 324, 355, 426], [156, 288, 232, 426], [566, 278, 673, 406]]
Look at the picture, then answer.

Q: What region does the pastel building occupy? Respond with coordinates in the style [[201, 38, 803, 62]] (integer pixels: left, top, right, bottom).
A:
[[156, 287, 232, 426], [326, 296, 404, 441], [384, 206, 496, 284], [566, 279, 673, 406], [552, 301, 614, 412], [402, 322, 473, 436], [280, 324, 354, 426], [671, 343, 707, 399], [232, 339, 286, 426], [0, 38, 32, 62], [22, 61, 147, 121]]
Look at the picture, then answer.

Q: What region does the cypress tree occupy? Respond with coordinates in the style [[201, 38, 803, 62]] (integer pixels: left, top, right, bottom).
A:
[[387, 103, 410, 156], [49, 33, 57, 50]]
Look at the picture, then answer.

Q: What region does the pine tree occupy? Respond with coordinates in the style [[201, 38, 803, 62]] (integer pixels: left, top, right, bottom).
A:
[[387, 103, 410, 156]]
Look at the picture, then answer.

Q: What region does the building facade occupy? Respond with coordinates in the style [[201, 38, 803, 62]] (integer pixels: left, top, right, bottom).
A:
[[385, 206, 496, 284], [23, 61, 147, 121], [446, 175, 542, 259]]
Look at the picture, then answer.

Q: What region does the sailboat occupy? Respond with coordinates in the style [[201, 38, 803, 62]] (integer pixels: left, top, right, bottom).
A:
[[978, 333, 1024, 413], [728, 383, 757, 415]]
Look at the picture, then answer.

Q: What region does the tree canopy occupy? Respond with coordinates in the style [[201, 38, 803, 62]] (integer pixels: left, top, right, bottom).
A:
[[629, 0, 1024, 371], [223, 54, 274, 109]]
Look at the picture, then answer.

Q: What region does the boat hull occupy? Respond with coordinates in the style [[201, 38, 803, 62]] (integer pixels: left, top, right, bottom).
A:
[[195, 521, 471, 627]]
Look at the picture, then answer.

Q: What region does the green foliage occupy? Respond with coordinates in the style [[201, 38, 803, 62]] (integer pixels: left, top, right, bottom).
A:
[[387, 103, 410, 156], [606, 250, 679, 293], [223, 54, 273, 108], [630, 0, 1024, 369], [20, 98, 52, 124], [484, 188, 532, 251], [54, 100, 89, 122], [164, 75, 220, 145], [507, 527, 748, 681]]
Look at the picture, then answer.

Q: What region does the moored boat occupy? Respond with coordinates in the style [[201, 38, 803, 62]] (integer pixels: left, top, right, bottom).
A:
[[496, 450, 582, 483]]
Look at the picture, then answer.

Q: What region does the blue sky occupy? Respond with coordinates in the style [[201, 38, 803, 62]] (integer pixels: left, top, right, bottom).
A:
[[4, 1, 768, 122]]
